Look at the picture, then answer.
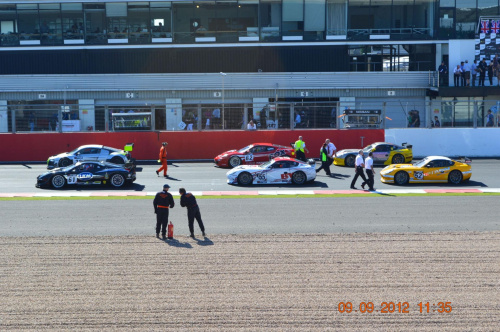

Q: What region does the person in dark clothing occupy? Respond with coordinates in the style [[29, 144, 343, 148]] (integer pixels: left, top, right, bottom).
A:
[[487, 62, 494, 86], [179, 188, 206, 238], [316, 143, 330, 175], [478, 59, 487, 86], [350, 150, 367, 190], [153, 184, 175, 239], [438, 61, 448, 86]]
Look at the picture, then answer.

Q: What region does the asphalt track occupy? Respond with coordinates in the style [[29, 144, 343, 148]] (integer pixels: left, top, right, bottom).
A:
[[1, 158, 499, 194]]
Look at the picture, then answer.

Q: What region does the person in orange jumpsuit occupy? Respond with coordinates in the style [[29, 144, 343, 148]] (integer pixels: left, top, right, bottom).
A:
[[156, 142, 168, 178]]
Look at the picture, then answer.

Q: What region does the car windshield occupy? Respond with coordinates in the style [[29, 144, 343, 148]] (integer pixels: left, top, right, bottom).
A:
[[413, 158, 429, 167], [363, 144, 373, 152], [237, 145, 252, 153], [259, 161, 273, 168]]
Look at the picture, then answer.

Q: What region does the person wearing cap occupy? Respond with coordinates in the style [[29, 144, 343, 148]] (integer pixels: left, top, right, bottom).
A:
[[179, 188, 206, 238], [350, 150, 367, 190], [156, 142, 168, 178], [153, 184, 175, 239]]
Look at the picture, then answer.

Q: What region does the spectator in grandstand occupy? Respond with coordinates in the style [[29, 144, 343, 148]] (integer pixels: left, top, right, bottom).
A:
[[471, 60, 478, 87], [478, 59, 487, 86], [247, 120, 256, 130], [488, 61, 494, 86], [453, 64, 462, 87], [486, 109, 494, 127], [438, 61, 448, 86], [464, 60, 471, 86]]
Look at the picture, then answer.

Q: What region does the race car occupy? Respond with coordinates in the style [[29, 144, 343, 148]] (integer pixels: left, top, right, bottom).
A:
[[36, 161, 136, 189], [334, 142, 412, 167], [380, 156, 471, 185], [227, 157, 315, 185], [47, 144, 133, 169], [214, 143, 295, 168]]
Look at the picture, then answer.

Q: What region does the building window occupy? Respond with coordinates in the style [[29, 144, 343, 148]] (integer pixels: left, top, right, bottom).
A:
[[106, 3, 128, 41], [84, 3, 107, 45], [151, 2, 172, 39], [0, 4, 18, 46], [128, 2, 151, 44], [456, 0, 477, 38], [39, 3, 63, 46], [260, 0, 282, 41], [237, 0, 259, 40], [326, 0, 347, 36], [17, 4, 40, 43], [62, 3, 84, 42]]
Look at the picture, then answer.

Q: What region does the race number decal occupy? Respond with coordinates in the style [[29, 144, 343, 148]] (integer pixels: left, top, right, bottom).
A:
[[67, 174, 77, 184], [414, 171, 424, 180], [257, 172, 267, 181], [245, 154, 254, 161]]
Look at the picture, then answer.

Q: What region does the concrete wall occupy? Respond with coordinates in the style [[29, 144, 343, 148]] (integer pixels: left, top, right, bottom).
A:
[[385, 128, 500, 158]]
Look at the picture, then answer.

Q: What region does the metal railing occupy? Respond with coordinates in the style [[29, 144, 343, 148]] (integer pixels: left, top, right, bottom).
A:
[[2, 100, 499, 134]]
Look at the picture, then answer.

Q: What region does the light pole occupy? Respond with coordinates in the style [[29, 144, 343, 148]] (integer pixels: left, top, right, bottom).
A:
[[220, 72, 226, 129]]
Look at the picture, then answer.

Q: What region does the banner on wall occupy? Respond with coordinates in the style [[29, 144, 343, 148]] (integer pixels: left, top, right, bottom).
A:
[[475, 16, 500, 61]]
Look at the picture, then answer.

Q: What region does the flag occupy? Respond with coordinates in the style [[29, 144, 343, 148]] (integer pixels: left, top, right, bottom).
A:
[[491, 20, 500, 34], [481, 20, 490, 34]]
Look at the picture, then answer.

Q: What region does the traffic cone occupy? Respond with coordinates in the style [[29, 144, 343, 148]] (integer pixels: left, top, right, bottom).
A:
[[167, 221, 174, 239]]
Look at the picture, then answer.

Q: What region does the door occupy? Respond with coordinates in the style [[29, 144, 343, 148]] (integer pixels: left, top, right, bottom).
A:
[[372, 144, 391, 164]]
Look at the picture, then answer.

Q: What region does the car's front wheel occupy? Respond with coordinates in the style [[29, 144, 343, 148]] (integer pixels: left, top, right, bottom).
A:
[[345, 155, 355, 167], [392, 154, 405, 164], [291, 171, 306, 185], [109, 174, 125, 188], [51, 175, 66, 189], [229, 156, 241, 168], [237, 172, 253, 185], [58, 158, 72, 167], [394, 171, 409, 185], [448, 170, 463, 184]]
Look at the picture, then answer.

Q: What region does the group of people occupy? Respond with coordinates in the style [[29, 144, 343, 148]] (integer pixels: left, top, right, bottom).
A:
[[445, 56, 500, 87], [294, 135, 376, 191], [153, 183, 206, 239]]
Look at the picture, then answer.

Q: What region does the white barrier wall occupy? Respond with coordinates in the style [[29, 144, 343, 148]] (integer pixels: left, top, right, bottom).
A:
[[385, 128, 500, 158]]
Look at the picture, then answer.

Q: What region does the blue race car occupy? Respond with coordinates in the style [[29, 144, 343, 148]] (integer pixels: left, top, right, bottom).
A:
[[36, 161, 136, 189]]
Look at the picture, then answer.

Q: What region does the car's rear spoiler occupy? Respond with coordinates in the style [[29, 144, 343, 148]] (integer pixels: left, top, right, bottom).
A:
[[402, 142, 412, 149], [124, 158, 136, 170]]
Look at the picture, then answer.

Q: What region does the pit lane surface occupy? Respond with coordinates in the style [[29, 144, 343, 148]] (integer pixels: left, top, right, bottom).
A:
[[0, 159, 498, 193]]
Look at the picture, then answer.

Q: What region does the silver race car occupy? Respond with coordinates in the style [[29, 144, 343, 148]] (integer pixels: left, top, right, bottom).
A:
[[227, 157, 316, 185], [47, 144, 133, 169]]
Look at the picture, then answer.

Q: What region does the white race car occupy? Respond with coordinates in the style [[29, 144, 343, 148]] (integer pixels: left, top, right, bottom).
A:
[[227, 157, 316, 185], [47, 144, 133, 169]]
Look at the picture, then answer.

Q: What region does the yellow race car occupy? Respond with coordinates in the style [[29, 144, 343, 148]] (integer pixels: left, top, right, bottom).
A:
[[380, 156, 472, 185], [334, 142, 413, 167]]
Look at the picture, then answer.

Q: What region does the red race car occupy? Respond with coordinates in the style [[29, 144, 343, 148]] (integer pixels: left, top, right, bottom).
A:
[[214, 143, 295, 168]]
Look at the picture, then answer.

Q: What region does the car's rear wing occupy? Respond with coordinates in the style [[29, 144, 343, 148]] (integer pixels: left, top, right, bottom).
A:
[[124, 159, 136, 170], [402, 142, 413, 149]]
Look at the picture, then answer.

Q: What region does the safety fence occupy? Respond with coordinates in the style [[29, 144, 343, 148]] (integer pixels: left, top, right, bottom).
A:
[[1, 100, 499, 134]]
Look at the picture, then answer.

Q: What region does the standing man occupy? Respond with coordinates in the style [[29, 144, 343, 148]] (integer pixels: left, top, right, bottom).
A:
[[156, 142, 168, 178], [471, 60, 478, 87], [478, 59, 487, 86], [438, 61, 448, 86], [433, 116, 441, 128], [486, 109, 494, 127], [362, 152, 375, 191], [179, 188, 206, 238], [350, 150, 367, 190], [153, 184, 175, 239], [325, 138, 337, 170], [316, 143, 329, 175], [464, 60, 471, 86], [294, 136, 309, 162]]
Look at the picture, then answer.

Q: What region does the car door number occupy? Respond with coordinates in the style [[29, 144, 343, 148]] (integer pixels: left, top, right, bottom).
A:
[[280, 173, 292, 180], [245, 154, 254, 161], [67, 174, 77, 184], [414, 171, 423, 180]]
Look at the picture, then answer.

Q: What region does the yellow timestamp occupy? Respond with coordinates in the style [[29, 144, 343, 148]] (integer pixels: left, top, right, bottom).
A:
[[338, 302, 452, 314]]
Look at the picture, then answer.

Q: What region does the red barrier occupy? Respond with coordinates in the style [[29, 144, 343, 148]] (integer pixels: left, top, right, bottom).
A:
[[0, 130, 384, 162]]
